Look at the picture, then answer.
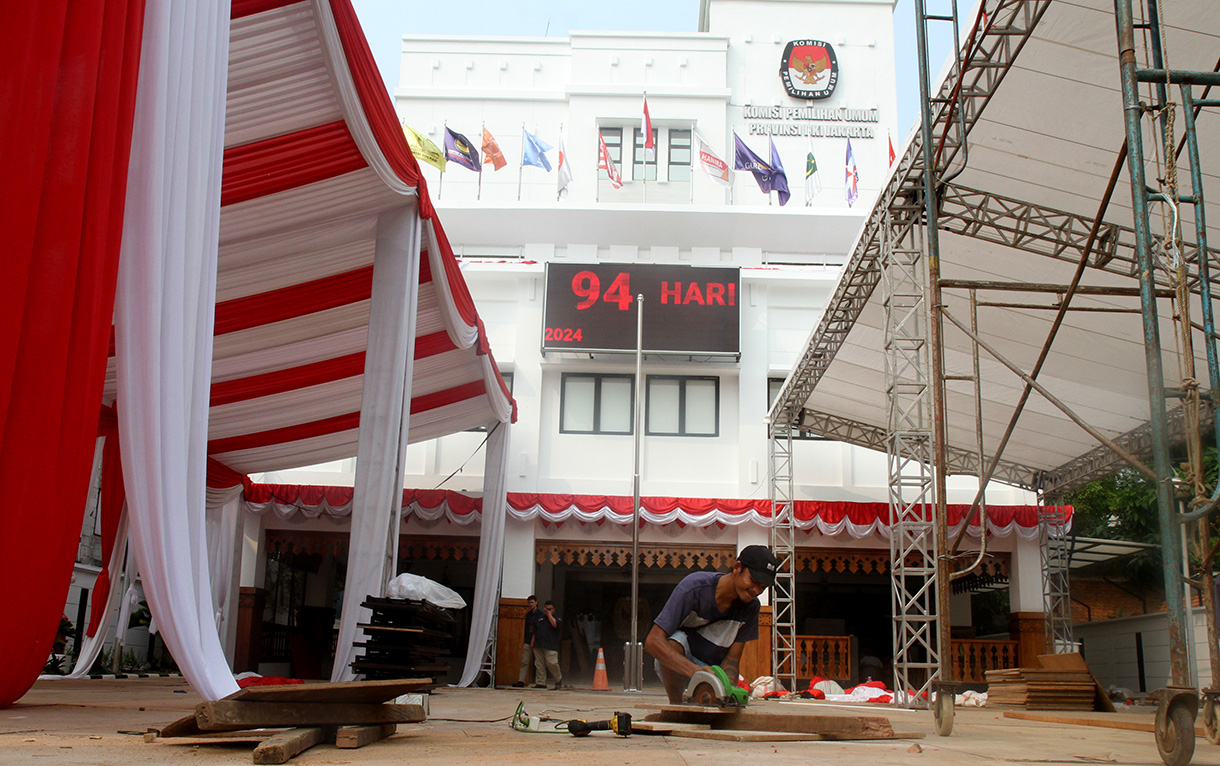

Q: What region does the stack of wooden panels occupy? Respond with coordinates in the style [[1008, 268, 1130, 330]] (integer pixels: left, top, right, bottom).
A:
[[149, 679, 430, 764], [984, 668, 1095, 710], [352, 597, 457, 680]]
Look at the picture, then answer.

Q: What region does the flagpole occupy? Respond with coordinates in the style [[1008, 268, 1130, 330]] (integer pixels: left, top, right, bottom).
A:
[[641, 91, 647, 205], [556, 123, 563, 203], [517, 124, 524, 202], [438, 122, 446, 201], [477, 122, 484, 201]]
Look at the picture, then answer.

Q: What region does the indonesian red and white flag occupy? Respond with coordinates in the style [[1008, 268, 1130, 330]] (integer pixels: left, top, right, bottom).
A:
[[888, 133, 896, 167], [642, 96, 655, 161], [597, 131, 623, 188], [695, 133, 734, 188]]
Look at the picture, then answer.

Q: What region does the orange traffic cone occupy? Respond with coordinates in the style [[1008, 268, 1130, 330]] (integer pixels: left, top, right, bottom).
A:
[[591, 648, 610, 691]]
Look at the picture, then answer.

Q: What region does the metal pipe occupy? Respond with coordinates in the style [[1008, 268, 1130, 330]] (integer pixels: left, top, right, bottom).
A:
[[950, 288, 987, 582], [1136, 68, 1220, 86], [1115, 0, 1189, 688], [940, 306, 1159, 484], [948, 144, 1131, 556], [938, 279, 1169, 297], [627, 294, 644, 691]]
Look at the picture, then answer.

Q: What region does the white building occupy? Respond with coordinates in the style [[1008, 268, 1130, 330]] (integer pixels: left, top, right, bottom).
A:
[[69, 0, 1053, 688]]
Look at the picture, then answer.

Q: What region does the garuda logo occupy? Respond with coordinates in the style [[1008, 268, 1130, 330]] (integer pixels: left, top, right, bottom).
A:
[[780, 40, 838, 100]]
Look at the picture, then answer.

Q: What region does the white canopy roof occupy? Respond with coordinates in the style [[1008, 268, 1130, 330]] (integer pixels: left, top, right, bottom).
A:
[[101, 0, 514, 477], [773, 0, 1219, 495]]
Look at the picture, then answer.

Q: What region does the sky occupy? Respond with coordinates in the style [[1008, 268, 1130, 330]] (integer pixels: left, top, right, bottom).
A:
[[351, 0, 975, 138]]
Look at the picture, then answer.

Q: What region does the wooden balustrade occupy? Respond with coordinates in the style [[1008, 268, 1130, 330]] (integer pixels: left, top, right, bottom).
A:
[[950, 639, 1019, 683], [794, 634, 855, 682]]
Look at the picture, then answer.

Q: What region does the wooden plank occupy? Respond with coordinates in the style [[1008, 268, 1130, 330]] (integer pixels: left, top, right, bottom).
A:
[[630, 720, 713, 734], [1003, 710, 1205, 737], [1036, 653, 1117, 713], [226, 678, 432, 704], [251, 727, 332, 765], [335, 723, 398, 748], [667, 729, 827, 742], [196, 701, 426, 730], [155, 714, 206, 738], [643, 709, 897, 737]]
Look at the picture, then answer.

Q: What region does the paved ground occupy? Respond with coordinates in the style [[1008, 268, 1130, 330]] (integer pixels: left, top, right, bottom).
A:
[[5, 678, 1220, 765]]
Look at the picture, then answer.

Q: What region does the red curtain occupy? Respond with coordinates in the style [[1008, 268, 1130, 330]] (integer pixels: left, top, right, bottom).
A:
[[88, 408, 127, 637], [0, 0, 146, 706]]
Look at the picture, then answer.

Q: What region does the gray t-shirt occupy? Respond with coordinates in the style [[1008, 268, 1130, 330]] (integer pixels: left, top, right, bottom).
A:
[[653, 572, 759, 666]]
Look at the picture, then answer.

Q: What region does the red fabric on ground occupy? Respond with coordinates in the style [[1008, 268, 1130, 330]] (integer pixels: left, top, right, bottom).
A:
[[236, 676, 304, 688], [0, 0, 146, 707]]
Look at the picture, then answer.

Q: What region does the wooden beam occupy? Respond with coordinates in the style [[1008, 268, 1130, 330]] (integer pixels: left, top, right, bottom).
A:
[[335, 723, 397, 748], [195, 701, 425, 730], [251, 727, 332, 764], [226, 678, 432, 704]]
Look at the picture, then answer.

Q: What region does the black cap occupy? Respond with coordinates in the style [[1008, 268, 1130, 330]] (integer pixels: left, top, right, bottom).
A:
[[737, 545, 779, 587]]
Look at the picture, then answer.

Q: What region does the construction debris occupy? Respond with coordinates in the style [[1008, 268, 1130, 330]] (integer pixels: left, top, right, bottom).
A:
[[148, 678, 432, 763]]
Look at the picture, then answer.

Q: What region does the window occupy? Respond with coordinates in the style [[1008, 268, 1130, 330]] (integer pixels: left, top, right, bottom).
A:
[[768, 377, 824, 440], [598, 128, 622, 181], [647, 376, 719, 436], [668, 129, 692, 182], [633, 127, 658, 181], [560, 373, 634, 434]]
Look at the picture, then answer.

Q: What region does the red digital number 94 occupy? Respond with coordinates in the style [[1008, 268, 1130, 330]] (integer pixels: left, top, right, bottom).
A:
[[572, 270, 632, 310]]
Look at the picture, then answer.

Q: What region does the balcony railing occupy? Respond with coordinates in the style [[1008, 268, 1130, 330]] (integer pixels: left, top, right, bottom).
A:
[[794, 634, 855, 682], [950, 639, 1019, 683], [791, 635, 1018, 685]]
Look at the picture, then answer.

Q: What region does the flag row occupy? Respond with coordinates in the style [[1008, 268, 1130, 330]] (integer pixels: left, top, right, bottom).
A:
[[402, 97, 895, 206]]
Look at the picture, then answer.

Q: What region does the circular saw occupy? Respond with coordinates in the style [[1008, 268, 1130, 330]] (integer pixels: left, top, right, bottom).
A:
[[683, 665, 749, 707]]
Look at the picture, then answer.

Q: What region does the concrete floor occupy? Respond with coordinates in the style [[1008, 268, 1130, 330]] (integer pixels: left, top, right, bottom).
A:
[[5, 677, 1220, 766]]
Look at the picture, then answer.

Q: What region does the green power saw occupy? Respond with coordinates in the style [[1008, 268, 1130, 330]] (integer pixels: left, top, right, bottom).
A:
[[683, 665, 749, 707]]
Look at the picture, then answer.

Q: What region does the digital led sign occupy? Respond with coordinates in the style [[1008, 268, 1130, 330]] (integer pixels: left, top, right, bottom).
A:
[[542, 263, 740, 355]]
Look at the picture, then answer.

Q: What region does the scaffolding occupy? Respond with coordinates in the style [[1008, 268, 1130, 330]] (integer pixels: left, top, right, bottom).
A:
[[768, 426, 797, 691], [1040, 505, 1073, 654]]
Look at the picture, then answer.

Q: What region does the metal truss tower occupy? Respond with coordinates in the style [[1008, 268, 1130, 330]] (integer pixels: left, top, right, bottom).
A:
[[882, 209, 941, 708], [1039, 505, 1073, 653], [769, 425, 797, 691]]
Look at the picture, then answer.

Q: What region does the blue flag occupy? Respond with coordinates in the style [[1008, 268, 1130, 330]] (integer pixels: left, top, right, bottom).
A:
[[846, 137, 859, 207], [522, 129, 552, 171], [444, 127, 480, 172], [733, 133, 774, 195], [769, 137, 791, 206]]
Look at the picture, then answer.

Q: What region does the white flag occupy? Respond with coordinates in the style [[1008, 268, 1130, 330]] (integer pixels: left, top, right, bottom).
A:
[[695, 133, 734, 188], [556, 132, 573, 199]]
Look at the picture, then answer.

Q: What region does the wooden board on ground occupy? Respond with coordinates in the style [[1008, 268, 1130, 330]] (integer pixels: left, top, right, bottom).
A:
[[669, 728, 828, 742], [226, 678, 432, 704], [1002, 710, 1206, 737], [641, 707, 916, 740], [196, 700, 426, 730], [630, 720, 712, 734], [336, 723, 397, 749], [252, 727, 332, 765], [1037, 652, 1117, 713]]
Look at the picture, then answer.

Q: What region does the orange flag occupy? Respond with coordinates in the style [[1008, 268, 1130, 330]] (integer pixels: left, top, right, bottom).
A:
[[482, 128, 506, 170]]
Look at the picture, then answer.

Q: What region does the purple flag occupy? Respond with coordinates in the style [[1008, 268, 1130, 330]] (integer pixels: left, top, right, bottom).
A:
[[733, 133, 774, 195], [444, 127, 481, 172], [769, 137, 790, 206]]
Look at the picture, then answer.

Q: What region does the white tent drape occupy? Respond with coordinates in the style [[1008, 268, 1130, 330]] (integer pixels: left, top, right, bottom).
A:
[[206, 497, 241, 634], [331, 207, 422, 682], [457, 421, 510, 687], [67, 513, 128, 678], [114, 0, 238, 701]]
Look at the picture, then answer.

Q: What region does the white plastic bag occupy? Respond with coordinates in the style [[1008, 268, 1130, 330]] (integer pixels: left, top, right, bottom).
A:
[[385, 573, 467, 609]]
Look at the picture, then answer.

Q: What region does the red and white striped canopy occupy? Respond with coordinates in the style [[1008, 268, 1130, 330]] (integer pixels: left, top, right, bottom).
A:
[[101, 0, 514, 476]]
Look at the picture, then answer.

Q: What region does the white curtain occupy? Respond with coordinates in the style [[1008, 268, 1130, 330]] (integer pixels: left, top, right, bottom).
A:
[[206, 497, 241, 634], [458, 421, 510, 686], [331, 207, 422, 681], [114, 0, 238, 701], [67, 513, 128, 678]]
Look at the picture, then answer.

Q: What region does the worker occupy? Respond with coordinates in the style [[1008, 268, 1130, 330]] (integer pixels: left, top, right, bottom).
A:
[[645, 545, 779, 703], [511, 595, 538, 688], [531, 599, 564, 689]]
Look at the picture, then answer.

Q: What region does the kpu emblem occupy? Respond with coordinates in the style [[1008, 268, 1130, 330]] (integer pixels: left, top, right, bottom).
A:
[[780, 40, 839, 100]]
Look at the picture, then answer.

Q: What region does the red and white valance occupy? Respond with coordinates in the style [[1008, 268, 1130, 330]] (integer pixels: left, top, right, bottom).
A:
[[244, 483, 1070, 541]]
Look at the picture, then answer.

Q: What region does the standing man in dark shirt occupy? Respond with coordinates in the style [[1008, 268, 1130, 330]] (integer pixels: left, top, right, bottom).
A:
[[645, 545, 778, 703], [531, 599, 563, 689], [512, 595, 538, 688]]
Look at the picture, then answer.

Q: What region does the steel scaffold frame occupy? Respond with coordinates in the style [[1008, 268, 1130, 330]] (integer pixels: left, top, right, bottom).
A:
[[769, 425, 797, 691], [1040, 505, 1073, 653], [882, 208, 941, 706]]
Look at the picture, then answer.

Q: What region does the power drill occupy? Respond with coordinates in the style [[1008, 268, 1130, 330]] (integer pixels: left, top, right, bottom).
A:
[[566, 711, 632, 737]]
